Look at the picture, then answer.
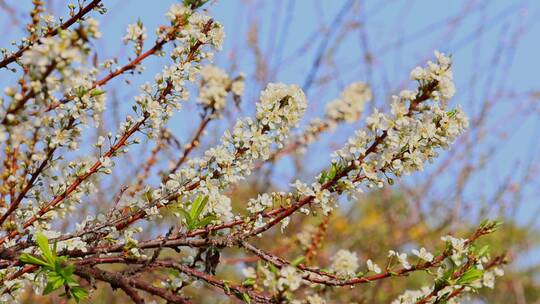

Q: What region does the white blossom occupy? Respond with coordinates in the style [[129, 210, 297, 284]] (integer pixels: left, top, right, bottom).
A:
[[306, 294, 326, 304], [331, 249, 359, 277], [197, 65, 243, 115], [412, 247, 434, 262], [389, 250, 411, 269], [366, 259, 381, 274], [278, 266, 302, 291], [483, 271, 496, 289], [325, 82, 372, 123], [123, 22, 147, 43], [164, 83, 307, 222]]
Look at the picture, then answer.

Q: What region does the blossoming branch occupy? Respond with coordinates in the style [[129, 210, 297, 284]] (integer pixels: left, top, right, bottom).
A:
[[0, 1, 507, 303]]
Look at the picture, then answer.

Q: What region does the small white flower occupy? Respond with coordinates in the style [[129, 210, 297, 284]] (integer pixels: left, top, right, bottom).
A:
[[366, 259, 381, 274], [306, 294, 326, 304], [483, 271, 496, 289], [100, 156, 113, 168], [123, 23, 147, 43], [388, 250, 411, 269], [410, 66, 426, 80], [277, 266, 302, 291], [325, 82, 372, 123], [412, 247, 434, 262], [166, 3, 192, 21], [231, 80, 245, 96], [331, 250, 359, 277]]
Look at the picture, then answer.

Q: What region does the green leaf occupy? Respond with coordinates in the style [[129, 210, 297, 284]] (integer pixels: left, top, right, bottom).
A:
[[492, 220, 504, 230], [56, 262, 75, 281], [143, 189, 153, 203], [291, 256, 305, 267], [178, 208, 194, 229], [479, 218, 489, 228], [223, 281, 231, 293], [434, 292, 450, 304], [43, 272, 64, 295], [434, 277, 449, 291], [329, 163, 338, 179], [434, 266, 454, 290], [53, 241, 57, 256], [241, 293, 251, 304], [179, 196, 213, 230], [196, 215, 216, 227], [457, 268, 484, 285], [242, 278, 256, 287], [71, 286, 89, 302], [35, 232, 54, 264], [90, 89, 106, 97], [191, 195, 209, 219], [189, 195, 201, 219], [318, 170, 328, 184], [477, 245, 490, 257], [268, 263, 278, 274], [19, 253, 50, 268]]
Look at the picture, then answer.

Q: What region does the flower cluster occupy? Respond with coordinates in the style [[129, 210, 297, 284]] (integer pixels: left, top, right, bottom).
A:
[[123, 21, 147, 54], [11, 17, 105, 131], [410, 51, 455, 101], [366, 259, 381, 273], [391, 223, 505, 303], [155, 83, 307, 222], [331, 51, 467, 193], [277, 266, 303, 291], [0, 2, 224, 246], [388, 250, 411, 269], [0, 0, 509, 302], [0, 19, 108, 239], [124, 22, 147, 43], [241, 52, 466, 226], [162, 4, 224, 51], [245, 81, 373, 216], [134, 8, 224, 137], [276, 82, 372, 159], [245, 263, 304, 294], [197, 64, 244, 115], [325, 81, 372, 123]]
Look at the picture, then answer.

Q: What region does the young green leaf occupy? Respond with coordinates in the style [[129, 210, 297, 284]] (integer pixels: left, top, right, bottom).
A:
[[191, 195, 209, 220], [196, 215, 217, 229], [223, 280, 231, 293], [19, 253, 50, 268], [291, 256, 305, 266], [477, 245, 490, 257], [71, 286, 89, 303], [35, 232, 54, 264], [457, 268, 484, 285], [90, 89, 106, 97], [268, 263, 278, 274], [241, 293, 251, 304], [178, 208, 195, 230], [43, 272, 65, 295]]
